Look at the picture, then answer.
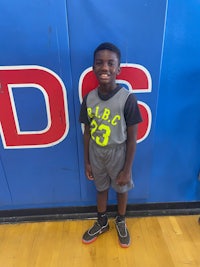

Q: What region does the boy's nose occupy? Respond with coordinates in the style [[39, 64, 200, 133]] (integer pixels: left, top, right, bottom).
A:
[[101, 62, 109, 70]]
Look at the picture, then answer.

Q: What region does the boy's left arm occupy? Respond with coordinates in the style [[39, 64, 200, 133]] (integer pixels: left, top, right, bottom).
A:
[[116, 124, 138, 186]]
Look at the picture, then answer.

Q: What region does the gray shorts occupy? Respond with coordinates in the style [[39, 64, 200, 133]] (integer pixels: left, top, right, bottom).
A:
[[89, 140, 134, 193]]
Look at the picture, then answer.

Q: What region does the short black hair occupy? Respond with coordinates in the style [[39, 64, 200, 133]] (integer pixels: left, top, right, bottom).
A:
[[93, 42, 121, 65]]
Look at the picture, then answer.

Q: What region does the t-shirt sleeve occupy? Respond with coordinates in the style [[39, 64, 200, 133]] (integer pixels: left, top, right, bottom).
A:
[[124, 93, 143, 126], [79, 95, 90, 125]]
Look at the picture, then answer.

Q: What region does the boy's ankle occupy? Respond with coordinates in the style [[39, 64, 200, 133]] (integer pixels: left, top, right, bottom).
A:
[[97, 212, 108, 226], [116, 214, 125, 223]]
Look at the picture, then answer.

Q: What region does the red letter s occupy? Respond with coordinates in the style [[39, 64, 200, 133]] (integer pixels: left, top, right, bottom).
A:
[[79, 63, 152, 143]]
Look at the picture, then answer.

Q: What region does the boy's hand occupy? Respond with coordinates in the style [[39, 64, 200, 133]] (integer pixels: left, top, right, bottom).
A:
[[116, 170, 130, 186], [85, 163, 94, 180]]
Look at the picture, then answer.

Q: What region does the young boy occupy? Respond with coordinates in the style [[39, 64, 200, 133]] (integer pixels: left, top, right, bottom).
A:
[[79, 42, 142, 248]]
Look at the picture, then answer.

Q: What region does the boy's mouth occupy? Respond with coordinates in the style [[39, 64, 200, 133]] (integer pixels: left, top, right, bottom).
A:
[[99, 73, 110, 79]]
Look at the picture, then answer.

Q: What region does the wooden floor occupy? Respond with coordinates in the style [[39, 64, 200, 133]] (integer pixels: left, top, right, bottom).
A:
[[0, 215, 199, 267]]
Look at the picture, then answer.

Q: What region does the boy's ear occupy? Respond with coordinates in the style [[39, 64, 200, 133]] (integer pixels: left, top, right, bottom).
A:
[[117, 66, 121, 75]]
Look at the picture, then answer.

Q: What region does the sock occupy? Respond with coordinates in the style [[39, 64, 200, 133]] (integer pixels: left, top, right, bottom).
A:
[[116, 214, 125, 223], [97, 212, 108, 226]]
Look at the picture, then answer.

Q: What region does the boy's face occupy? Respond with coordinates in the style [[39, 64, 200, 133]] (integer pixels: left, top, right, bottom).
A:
[[93, 49, 120, 87]]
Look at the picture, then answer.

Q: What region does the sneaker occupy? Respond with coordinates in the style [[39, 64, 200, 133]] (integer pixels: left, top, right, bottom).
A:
[[115, 218, 131, 248], [82, 221, 109, 244]]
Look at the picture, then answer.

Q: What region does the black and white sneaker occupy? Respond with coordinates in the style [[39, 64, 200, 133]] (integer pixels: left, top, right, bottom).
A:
[[115, 217, 131, 248], [82, 221, 109, 244]]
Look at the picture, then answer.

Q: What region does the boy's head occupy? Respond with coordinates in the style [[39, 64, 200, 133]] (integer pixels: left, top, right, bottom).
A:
[[93, 42, 121, 66]]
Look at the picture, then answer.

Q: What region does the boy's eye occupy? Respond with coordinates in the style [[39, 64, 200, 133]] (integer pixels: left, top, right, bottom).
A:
[[108, 62, 115, 66], [95, 61, 116, 67]]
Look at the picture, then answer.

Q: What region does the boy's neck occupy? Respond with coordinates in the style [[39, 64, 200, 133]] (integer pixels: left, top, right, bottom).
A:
[[98, 83, 117, 95]]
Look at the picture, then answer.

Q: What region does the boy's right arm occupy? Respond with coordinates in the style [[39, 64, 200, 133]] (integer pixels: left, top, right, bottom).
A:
[[83, 125, 94, 180]]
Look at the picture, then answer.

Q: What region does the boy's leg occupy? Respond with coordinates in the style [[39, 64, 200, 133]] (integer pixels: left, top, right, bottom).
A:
[[97, 189, 108, 213], [115, 192, 131, 248], [82, 189, 109, 244], [117, 191, 128, 216]]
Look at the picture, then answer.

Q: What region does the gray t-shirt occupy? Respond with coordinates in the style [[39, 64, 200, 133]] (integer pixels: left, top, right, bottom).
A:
[[79, 85, 142, 147]]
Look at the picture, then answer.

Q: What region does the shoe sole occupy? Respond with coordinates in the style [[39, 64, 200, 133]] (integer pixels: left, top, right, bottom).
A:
[[118, 240, 131, 248], [82, 236, 98, 244]]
